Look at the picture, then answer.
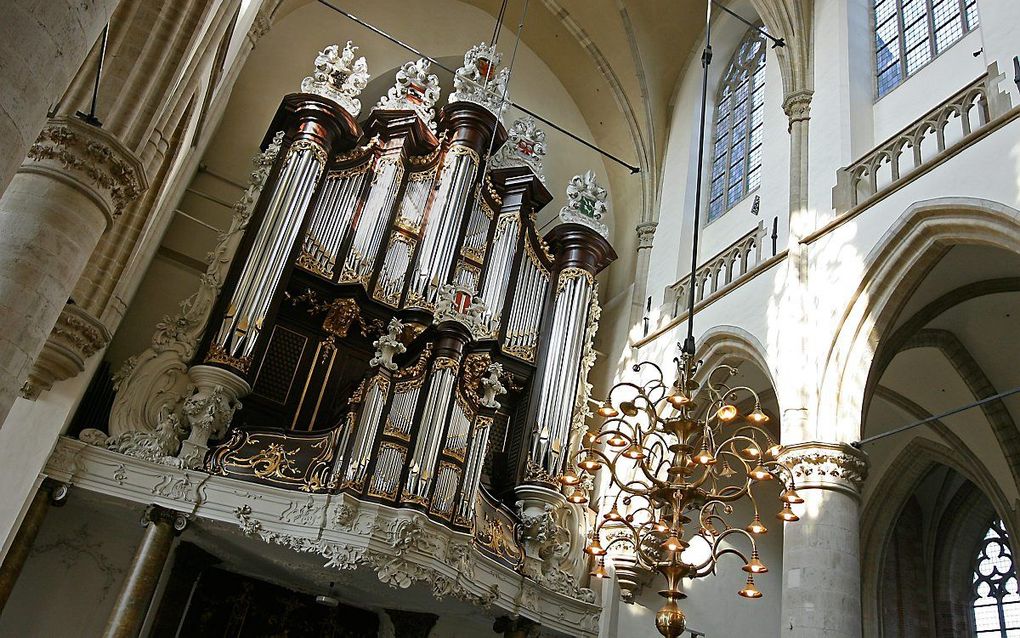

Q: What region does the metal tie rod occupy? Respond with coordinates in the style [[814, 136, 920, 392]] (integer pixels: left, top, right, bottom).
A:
[[314, 0, 641, 174], [852, 385, 1020, 447]]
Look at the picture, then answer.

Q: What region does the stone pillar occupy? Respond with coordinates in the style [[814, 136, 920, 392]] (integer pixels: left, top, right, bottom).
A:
[[629, 221, 658, 332], [493, 616, 540, 638], [0, 479, 68, 612], [0, 0, 123, 198], [0, 115, 145, 426], [102, 506, 187, 638], [779, 442, 869, 637]]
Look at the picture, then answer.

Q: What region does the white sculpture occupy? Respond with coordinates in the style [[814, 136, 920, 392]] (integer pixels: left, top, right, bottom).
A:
[[375, 58, 441, 130], [559, 170, 609, 237], [301, 41, 371, 117], [450, 43, 510, 118], [480, 362, 507, 409], [490, 116, 547, 180], [370, 318, 407, 371]]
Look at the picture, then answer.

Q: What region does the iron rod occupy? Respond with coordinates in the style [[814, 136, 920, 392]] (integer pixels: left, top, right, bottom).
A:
[[313, 0, 640, 173], [853, 386, 1020, 447], [710, 0, 786, 48]]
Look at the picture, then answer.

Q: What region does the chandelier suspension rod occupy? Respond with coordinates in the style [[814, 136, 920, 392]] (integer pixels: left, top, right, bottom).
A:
[[76, 23, 110, 127], [709, 1, 786, 48], [314, 0, 641, 173], [484, 0, 531, 164], [683, 0, 713, 355], [852, 385, 1020, 447], [490, 0, 510, 48]]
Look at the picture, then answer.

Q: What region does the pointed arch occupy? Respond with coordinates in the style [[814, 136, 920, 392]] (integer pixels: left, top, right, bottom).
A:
[[860, 437, 1016, 637], [816, 197, 1020, 441]]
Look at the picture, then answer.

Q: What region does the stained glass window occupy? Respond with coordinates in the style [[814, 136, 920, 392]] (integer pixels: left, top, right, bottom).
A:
[[973, 519, 1020, 637], [708, 26, 767, 223], [874, 0, 980, 98]]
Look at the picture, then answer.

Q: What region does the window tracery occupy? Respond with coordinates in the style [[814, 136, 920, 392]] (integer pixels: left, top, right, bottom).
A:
[[874, 0, 980, 98], [708, 25, 767, 222], [973, 519, 1020, 636]]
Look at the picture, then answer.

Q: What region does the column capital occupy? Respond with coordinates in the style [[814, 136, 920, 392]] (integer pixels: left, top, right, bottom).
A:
[[779, 441, 869, 497], [142, 505, 189, 534], [21, 303, 110, 399], [24, 116, 147, 224], [782, 89, 814, 129], [635, 221, 657, 249]]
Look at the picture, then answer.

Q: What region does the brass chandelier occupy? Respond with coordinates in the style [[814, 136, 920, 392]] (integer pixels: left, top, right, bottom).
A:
[[555, 3, 795, 636]]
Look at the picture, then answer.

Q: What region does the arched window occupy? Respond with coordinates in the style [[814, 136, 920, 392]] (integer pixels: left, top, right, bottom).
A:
[[973, 519, 1020, 636], [874, 0, 980, 98], [708, 26, 767, 223]]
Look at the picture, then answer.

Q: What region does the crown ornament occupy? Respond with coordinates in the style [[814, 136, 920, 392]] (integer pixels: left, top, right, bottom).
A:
[[375, 58, 441, 130], [301, 41, 370, 117], [450, 43, 511, 119], [490, 116, 547, 180], [559, 170, 609, 237]]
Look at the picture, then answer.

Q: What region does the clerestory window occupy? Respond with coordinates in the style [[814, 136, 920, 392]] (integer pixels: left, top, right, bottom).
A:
[[874, 0, 980, 99], [973, 519, 1020, 637], [708, 25, 767, 223]]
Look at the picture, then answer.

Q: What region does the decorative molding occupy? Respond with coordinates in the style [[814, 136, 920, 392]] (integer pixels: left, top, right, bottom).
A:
[[370, 318, 407, 371], [780, 441, 869, 497], [450, 43, 510, 118], [300, 42, 370, 117], [46, 439, 600, 637], [558, 171, 608, 237], [107, 132, 283, 437], [635, 221, 657, 250], [375, 58, 441, 129], [21, 304, 111, 399], [490, 116, 546, 180], [782, 89, 813, 130], [434, 284, 488, 339], [24, 115, 147, 221]]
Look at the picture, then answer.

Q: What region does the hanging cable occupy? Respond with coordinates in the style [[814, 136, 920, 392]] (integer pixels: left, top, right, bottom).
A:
[[682, 0, 713, 355], [852, 386, 1020, 447], [484, 0, 530, 164], [76, 24, 110, 127], [490, 0, 510, 48], [313, 0, 641, 173]]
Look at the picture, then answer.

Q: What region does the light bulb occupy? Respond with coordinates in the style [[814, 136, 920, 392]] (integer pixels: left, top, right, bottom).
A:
[[781, 488, 804, 504], [746, 515, 768, 535], [579, 456, 602, 472], [568, 488, 588, 505], [591, 560, 609, 579], [743, 553, 768, 574], [777, 503, 800, 522], [738, 576, 763, 599], [558, 469, 581, 486], [607, 434, 628, 447], [749, 464, 773, 481], [748, 407, 769, 424], [597, 400, 619, 418], [694, 448, 716, 465], [585, 538, 606, 556], [716, 404, 738, 421], [624, 445, 645, 460], [667, 392, 691, 408], [604, 507, 623, 522]]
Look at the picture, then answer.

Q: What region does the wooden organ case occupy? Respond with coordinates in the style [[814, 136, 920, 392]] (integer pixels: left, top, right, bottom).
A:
[[188, 43, 616, 534]]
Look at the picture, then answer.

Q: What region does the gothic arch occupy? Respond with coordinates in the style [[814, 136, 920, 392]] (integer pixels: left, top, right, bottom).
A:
[[695, 325, 774, 385], [860, 437, 1016, 638], [816, 197, 1020, 442]]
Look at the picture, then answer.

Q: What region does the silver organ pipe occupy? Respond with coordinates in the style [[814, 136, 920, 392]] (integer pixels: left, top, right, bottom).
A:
[[478, 213, 521, 335], [457, 419, 491, 521], [214, 142, 326, 362], [340, 155, 405, 286], [503, 243, 549, 362], [408, 148, 479, 306], [431, 462, 460, 517], [443, 399, 473, 458], [404, 361, 458, 500], [343, 374, 390, 487], [301, 163, 369, 277]]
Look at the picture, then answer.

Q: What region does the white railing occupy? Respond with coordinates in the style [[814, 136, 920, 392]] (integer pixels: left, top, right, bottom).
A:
[[666, 220, 768, 318], [833, 64, 1011, 213]]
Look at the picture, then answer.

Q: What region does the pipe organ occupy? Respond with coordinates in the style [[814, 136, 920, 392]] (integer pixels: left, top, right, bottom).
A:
[[184, 41, 615, 533]]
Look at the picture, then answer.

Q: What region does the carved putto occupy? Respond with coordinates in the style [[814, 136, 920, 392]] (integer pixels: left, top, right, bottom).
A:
[[559, 170, 609, 237], [434, 284, 488, 338], [450, 43, 510, 118], [490, 116, 547, 180], [480, 362, 508, 409], [370, 318, 407, 371], [301, 41, 370, 117], [375, 58, 441, 129]]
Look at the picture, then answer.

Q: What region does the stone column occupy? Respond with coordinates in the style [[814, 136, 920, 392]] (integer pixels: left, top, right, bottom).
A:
[[629, 221, 658, 333], [0, 479, 68, 612], [0, 0, 123, 198], [102, 505, 187, 638], [779, 442, 868, 638], [0, 115, 145, 426]]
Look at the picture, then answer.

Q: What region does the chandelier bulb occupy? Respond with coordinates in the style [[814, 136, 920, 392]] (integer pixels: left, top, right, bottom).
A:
[[694, 447, 716, 466], [558, 468, 581, 486], [607, 433, 628, 447], [585, 538, 606, 556], [579, 456, 603, 472], [766, 443, 783, 458], [716, 404, 738, 421], [597, 400, 620, 418], [567, 487, 589, 505], [743, 552, 768, 574], [605, 507, 623, 522], [777, 503, 800, 522], [745, 515, 768, 535], [781, 488, 804, 504], [741, 444, 761, 459], [748, 407, 770, 424], [624, 444, 646, 460], [591, 558, 609, 579], [667, 392, 691, 409], [749, 464, 773, 481], [738, 575, 763, 599]]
